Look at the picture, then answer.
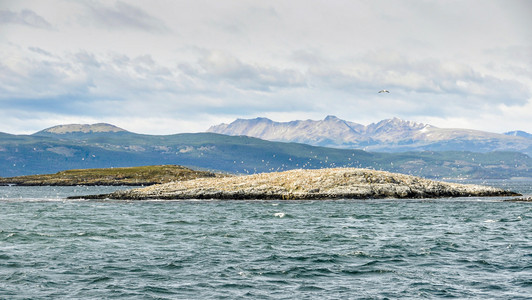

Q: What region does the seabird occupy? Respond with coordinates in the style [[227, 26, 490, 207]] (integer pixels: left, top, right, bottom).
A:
[[378, 89, 390, 93]]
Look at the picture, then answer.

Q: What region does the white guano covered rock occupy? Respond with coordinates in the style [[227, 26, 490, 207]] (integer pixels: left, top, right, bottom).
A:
[[92, 168, 519, 200]]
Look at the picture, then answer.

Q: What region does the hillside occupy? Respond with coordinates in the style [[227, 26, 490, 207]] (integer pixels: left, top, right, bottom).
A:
[[0, 124, 531, 180], [208, 116, 532, 155], [505, 131, 532, 139], [36, 123, 127, 135]]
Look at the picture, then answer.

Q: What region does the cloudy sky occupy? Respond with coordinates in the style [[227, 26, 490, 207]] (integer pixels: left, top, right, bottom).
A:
[[1, 0, 531, 134]]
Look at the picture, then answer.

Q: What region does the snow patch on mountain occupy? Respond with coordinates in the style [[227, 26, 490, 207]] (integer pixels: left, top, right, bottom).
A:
[[208, 116, 532, 155]]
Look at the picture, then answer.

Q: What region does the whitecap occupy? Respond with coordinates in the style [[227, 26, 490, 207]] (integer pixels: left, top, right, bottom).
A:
[[238, 271, 250, 277], [274, 212, 285, 218]]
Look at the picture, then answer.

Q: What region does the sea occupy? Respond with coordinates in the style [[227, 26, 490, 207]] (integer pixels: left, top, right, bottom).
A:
[[1, 180, 532, 299]]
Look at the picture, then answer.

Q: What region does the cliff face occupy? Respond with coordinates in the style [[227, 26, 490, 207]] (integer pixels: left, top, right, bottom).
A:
[[82, 168, 519, 200]]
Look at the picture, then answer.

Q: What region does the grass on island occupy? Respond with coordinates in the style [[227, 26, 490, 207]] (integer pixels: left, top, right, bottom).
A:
[[0, 165, 222, 186]]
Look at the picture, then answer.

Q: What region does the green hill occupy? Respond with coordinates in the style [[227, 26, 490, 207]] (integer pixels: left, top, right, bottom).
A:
[[0, 165, 219, 186]]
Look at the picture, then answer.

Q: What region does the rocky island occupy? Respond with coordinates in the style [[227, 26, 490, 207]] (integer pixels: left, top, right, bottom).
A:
[[505, 196, 532, 202], [74, 168, 519, 200]]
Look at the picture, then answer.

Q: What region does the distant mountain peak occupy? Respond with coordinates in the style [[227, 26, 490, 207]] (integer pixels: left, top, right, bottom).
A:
[[37, 123, 127, 135], [378, 117, 425, 127], [248, 117, 273, 123], [368, 117, 429, 133], [324, 115, 340, 121], [207, 116, 532, 155]]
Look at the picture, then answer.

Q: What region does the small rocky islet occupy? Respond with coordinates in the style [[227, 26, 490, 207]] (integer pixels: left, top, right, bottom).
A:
[[505, 196, 532, 202], [75, 168, 520, 200]]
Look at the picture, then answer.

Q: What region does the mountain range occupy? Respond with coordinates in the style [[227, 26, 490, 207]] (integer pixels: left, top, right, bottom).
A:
[[208, 116, 532, 155], [0, 122, 531, 179]]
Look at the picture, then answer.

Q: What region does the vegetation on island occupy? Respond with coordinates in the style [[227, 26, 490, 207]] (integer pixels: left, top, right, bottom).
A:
[[0, 165, 221, 186]]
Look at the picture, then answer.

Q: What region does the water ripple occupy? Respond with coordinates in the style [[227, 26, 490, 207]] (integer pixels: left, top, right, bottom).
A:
[[1, 184, 532, 298]]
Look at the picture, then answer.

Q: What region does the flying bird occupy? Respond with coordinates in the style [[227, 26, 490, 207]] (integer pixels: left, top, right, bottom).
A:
[[378, 89, 390, 93]]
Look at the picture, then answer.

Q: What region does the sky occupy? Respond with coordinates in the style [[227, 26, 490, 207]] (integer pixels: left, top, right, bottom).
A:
[[1, 0, 531, 135]]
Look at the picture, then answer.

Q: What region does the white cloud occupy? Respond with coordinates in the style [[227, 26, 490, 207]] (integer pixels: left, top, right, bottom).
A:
[[81, 1, 169, 33], [0, 0, 530, 134], [0, 8, 52, 29], [179, 50, 307, 92]]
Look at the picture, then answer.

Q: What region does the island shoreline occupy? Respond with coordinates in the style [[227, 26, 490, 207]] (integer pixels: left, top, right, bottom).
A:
[[70, 168, 520, 201]]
